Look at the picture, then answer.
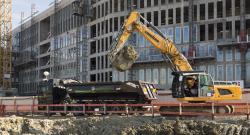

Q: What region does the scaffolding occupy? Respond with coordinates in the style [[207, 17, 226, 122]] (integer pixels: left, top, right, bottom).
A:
[[0, 0, 12, 90]]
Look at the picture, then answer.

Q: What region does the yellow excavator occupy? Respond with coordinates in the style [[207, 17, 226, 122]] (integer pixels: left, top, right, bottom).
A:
[[108, 11, 242, 113]]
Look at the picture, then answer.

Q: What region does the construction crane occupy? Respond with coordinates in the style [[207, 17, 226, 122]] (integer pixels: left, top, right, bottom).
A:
[[0, 0, 12, 92], [108, 11, 242, 113]]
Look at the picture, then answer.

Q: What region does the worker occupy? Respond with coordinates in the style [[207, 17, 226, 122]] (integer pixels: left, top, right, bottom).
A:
[[185, 76, 198, 97]]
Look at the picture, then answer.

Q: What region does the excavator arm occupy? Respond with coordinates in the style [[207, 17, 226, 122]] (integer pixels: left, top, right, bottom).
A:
[[108, 11, 192, 72]]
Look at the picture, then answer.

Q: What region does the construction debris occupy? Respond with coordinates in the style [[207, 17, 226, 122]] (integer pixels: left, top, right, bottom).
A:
[[111, 45, 138, 72], [0, 116, 250, 135]]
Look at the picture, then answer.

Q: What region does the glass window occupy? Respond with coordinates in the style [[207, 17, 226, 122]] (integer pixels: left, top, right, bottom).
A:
[[168, 68, 173, 88], [175, 27, 181, 44], [226, 64, 233, 81], [153, 68, 159, 83], [235, 48, 241, 60], [217, 48, 223, 62], [217, 65, 224, 80], [113, 70, 118, 81], [247, 64, 250, 80], [119, 71, 125, 82], [183, 26, 189, 43], [160, 68, 166, 85], [139, 69, 145, 81], [235, 64, 241, 80], [192, 25, 197, 42], [226, 48, 232, 61], [246, 48, 250, 60], [167, 28, 174, 41], [146, 69, 152, 82], [208, 65, 215, 79]]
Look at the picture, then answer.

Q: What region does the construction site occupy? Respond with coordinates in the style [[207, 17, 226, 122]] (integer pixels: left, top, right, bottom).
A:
[[0, 0, 249, 134]]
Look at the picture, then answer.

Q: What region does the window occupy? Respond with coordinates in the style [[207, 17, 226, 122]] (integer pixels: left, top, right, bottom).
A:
[[217, 48, 223, 62], [192, 25, 197, 42], [114, 0, 118, 12], [217, 23, 223, 40], [154, 0, 158, 6], [183, 26, 189, 43], [199, 25, 205, 41], [235, 48, 241, 60], [90, 41, 96, 54], [176, 8, 181, 24], [193, 5, 197, 21], [90, 58, 96, 70], [147, 12, 151, 23], [168, 9, 173, 24], [226, 0, 232, 17], [152, 68, 159, 83], [139, 69, 145, 81], [153, 11, 158, 26], [133, 0, 137, 9], [101, 4, 104, 17], [109, 0, 112, 13], [105, 2, 108, 15], [208, 3, 214, 19], [208, 24, 214, 40], [120, 16, 124, 26], [226, 64, 233, 81], [247, 64, 250, 81], [147, 0, 151, 7], [226, 21, 232, 39], [217, 1, 223, 18], [235, 0, 240, 16], [200, 4, 205, 20], [120, 0, 124, 11], [161, 0, 166, 5], [167, 28, 174, 41], [246, 0, 250, 14], [184, 7, 189, 22], [114, 17, 118, 31], [175, 27, 181, 44], [217, 65, 224, 80], [140, 0, 144, 8], [109, 18, 113, 32], [235, 64, 241, 80], [160, 68, 166, 85], [168, 0, 173, 4], [146, 69, 152, 82], [208, 65, 215, 79], [161, 10, 166, 25]]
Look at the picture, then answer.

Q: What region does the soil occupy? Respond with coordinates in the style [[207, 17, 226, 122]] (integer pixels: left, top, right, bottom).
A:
[[0, 115, 250, 135]]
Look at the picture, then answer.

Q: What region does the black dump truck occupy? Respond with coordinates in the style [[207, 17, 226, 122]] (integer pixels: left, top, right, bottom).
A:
[[38, 79, 159, 115]]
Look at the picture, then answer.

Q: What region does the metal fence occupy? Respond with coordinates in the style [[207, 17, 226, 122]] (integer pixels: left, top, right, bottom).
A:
[[0, 102, 249, 120]]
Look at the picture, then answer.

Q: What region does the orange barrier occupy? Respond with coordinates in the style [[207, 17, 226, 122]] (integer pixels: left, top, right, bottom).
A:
[[0, 102, 249, 120]]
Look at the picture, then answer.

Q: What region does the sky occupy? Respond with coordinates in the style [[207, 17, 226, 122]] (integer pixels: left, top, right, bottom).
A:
[[12, 0, 52, 29]]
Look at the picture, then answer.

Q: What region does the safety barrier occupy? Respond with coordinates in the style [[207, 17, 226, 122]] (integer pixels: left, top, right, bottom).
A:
[[0, 102, 249, 120]]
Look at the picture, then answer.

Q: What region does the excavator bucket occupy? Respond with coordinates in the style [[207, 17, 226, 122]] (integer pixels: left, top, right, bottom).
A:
[[111, 45, 138, 72]]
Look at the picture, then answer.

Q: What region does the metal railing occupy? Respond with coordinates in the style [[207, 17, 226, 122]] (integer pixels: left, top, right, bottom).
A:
[[0, 102, 249, 120]]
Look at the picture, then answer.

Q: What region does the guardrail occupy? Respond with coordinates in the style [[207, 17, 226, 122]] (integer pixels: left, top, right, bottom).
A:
[[0, 102, 249, 120]]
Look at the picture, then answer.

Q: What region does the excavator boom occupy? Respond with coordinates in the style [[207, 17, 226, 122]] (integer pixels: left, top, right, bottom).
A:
[[108, 11, 192, 72], [108, 11, 241, 103]]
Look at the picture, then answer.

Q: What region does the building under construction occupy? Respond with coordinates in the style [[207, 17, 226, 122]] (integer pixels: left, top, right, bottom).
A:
[[12, 0, 250, 95]]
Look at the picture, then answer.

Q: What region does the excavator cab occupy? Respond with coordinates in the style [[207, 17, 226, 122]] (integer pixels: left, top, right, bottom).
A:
[[171, 71, 214, 99]]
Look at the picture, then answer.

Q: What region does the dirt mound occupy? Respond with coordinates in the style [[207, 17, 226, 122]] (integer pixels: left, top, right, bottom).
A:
[[0, 116, 250, 135]]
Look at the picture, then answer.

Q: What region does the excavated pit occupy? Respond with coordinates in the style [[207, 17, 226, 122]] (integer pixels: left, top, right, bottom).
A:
[[1, 116, 250, 135]]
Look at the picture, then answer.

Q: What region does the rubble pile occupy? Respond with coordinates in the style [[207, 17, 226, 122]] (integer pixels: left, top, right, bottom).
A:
[[0, 115, 250, 135]]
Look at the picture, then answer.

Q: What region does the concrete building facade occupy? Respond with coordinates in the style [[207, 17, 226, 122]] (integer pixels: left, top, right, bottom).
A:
[[89, 0, 250, 88], [12, 0, 250, 95]]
